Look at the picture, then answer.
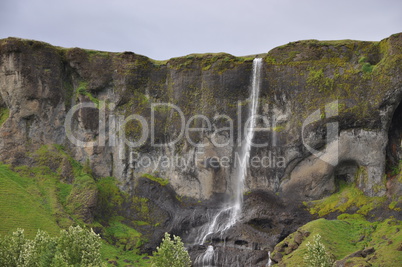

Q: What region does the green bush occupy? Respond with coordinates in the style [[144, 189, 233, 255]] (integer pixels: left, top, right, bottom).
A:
[[303, 234, 334, 267], [0, 226, 102, 266], [151, 232, 191, 267]]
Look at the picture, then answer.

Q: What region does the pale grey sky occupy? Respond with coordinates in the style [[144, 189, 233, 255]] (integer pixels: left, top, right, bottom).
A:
[[0, 0, 401, 60]]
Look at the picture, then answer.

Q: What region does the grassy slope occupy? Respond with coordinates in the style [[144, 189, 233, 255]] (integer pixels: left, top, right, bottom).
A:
[[101, 241, 151, 267], [277, 216, 402, 266], [0, 164, 61, 237], [0, 162, 152, 266], [274, 175, 402, 266]]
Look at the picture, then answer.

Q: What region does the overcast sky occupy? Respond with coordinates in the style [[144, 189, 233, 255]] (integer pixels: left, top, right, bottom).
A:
[[0, 0, 401, 60]]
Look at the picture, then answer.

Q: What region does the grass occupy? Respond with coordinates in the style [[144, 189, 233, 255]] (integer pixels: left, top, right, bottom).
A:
[[95, 177, 153, 266], [57, 182, 73, 205], [359, 56, 375, 73], [0, 164, 62, 238], [76, 81, 100, 106], [276, 216, 402, 266], [0, 147, 154, 266], [101, 241, 151, 266], [103, 218, 143, 250]]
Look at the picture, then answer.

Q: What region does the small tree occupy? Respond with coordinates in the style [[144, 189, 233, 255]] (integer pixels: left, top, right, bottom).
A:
[[303, 234, 334, 267], [0, 226, 102, 266], [56, 225, 102, 266], [152, 232, 191, 267]]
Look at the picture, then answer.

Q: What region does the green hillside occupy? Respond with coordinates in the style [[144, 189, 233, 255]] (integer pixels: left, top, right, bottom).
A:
[[273, 215, 402, 266], [0, 156, 152, 266], [0, 164, 62, 237]]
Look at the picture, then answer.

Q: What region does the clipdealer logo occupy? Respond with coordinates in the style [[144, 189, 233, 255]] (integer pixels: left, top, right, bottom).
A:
[[64, 100, 339, 169], [64, 101, 277, 149]]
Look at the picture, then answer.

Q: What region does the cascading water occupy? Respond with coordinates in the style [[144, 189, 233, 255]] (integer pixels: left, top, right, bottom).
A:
[[229, 57, 263, 226], [266, 251, 272, 267], [195, 245, 215, 266], [194, 58, 263, 266]]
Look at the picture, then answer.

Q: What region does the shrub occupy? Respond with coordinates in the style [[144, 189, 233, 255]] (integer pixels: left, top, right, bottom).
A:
[[0, 226, 102, 266], [151, 232, 191, 267], [303, 234, 334, 267]]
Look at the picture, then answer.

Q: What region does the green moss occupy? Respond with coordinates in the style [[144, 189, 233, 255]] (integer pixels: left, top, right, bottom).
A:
[[76, 81, 100, 107], [141, 173, 169, 186], [359, 56, 374, 73], [167, 52, 248, 74], [306, 68, 334, 93], [175, 195, 183, 202], [0, 107, 9, 126], [150, 58, 169, 66], [305, 181, 387, 217], [389, 201, 402, 211], [337, 213, 366, 220], [273, 125, 285, 132], [134, 221, 150, 226], [85, 49, 110, 58]]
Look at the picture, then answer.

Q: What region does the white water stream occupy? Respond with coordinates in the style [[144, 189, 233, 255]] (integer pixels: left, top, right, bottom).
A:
[[194, 58, 263, 266]]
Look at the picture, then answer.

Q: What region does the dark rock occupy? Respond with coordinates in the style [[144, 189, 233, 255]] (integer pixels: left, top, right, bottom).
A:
[[334, 247, 375, 266], [271, 252, 283, 263], [294, 231, 304, 245], [288, 242, 298, 251]]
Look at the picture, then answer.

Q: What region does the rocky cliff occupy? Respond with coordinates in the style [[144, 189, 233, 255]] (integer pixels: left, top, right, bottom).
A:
[[1, 33, 402, 266]]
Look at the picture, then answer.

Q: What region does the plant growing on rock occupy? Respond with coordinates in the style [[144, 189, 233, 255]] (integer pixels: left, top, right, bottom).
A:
[[151, 232, 191, 267], [303, 234, 334, 267]]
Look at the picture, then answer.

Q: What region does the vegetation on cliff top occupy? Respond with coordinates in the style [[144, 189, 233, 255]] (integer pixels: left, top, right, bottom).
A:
[[262, 33, 402, 129]]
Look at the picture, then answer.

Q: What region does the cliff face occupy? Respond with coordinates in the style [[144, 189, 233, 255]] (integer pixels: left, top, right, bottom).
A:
[[1, 34, 402, 200], [1, 33, 402, 265]]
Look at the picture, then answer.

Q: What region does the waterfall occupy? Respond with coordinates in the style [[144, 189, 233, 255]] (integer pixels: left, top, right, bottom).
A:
[[266, 251, 272, 267], [229, 57, 262, 226], [194, 58, 263, 266], [195, 245, 215, 267]]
